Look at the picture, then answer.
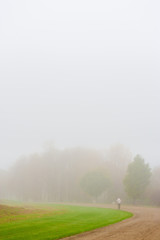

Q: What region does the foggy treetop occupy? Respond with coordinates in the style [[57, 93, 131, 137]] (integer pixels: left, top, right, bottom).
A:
[[0, 0, 160, 169]]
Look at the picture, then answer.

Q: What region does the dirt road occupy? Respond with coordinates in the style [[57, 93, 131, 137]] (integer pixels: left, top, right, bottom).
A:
[[63, 205, 160, 240]]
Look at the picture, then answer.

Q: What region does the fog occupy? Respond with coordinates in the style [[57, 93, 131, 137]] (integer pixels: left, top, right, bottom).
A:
[[0, 0, 160, 172], [0, 145, 159, 206]]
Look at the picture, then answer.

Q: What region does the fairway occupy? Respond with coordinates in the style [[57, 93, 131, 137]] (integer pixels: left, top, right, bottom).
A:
[[0, 203, 132, 240]]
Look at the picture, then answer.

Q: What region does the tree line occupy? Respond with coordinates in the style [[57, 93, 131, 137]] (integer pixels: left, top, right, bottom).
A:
[[0, 144, 160, 206]]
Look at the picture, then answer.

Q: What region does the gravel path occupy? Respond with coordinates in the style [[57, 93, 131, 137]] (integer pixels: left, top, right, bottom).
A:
[[62, 204, 160, 240]]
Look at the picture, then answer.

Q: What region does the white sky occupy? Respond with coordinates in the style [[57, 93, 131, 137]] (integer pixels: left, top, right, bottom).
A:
[[0, 0, 160, 169]]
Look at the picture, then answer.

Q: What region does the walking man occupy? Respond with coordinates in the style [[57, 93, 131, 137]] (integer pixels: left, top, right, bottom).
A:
[[116, 198, 121, 210]]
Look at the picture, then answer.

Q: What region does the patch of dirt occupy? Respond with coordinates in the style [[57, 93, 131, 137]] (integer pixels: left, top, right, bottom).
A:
[[0, 204, 49, 224], [0, 204, 67, 224], [0, 204, 36, 216], [62, 204, 160, 240]]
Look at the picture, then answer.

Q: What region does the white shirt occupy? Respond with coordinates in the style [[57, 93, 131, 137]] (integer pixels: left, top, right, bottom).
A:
[[117, 198, 121, 204]]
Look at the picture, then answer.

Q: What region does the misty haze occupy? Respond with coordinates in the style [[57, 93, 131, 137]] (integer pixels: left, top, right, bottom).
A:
[[0, 1, 160, 240]]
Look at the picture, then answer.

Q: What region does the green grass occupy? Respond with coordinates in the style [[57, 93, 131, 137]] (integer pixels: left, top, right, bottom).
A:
[[0, 203, 133, 240]]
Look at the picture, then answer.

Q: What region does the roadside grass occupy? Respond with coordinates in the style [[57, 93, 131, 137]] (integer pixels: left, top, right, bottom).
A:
[[0, 203, 133, 240]]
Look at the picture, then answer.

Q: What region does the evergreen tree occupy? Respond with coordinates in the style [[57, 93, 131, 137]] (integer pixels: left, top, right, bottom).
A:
[[124, 155, 151, 203]]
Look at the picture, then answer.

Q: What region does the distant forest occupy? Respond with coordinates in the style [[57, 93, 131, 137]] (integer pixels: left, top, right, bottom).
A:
[[0, 144, 160, 206]]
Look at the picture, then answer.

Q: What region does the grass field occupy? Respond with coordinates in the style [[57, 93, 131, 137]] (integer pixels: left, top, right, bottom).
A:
[[0, 203, 132, 240]]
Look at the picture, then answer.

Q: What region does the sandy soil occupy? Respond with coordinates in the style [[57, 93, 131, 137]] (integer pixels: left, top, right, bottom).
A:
[[62, 204, 160, 240]]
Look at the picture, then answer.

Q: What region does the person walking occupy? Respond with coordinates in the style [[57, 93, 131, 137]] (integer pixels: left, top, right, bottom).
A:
[[116, 198, 121, 210]]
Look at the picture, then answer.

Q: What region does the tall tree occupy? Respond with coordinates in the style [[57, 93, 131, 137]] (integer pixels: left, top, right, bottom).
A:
[[0, 169, 8, 199], [124, 155, 151, 203], [149, 166, 160, 206], [105, 144, 132, 200]]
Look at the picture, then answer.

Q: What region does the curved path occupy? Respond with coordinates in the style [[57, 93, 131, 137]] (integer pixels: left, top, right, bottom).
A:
[[62, 205, 160, 240]]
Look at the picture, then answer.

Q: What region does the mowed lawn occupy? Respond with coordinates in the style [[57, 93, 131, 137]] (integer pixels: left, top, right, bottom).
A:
[[0, 203, 132, 240]]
